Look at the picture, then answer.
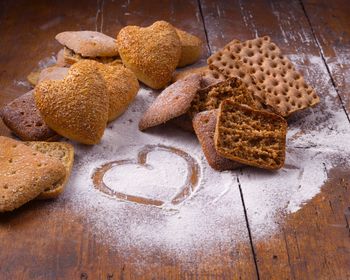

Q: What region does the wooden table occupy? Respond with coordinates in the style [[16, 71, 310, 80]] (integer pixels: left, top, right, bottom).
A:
[[1, 0, 350, 279]]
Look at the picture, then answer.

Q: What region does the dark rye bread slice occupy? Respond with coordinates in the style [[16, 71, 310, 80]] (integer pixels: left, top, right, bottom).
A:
[[0, 91, 58, 141], [189, 77, 258, 118], [214, 99, 287, 170], [139, 73, 201, 131], [193, 110, 241, 171]]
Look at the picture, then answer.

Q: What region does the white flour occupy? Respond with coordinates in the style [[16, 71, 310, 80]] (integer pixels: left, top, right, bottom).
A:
[[53, 54, 350, 265]]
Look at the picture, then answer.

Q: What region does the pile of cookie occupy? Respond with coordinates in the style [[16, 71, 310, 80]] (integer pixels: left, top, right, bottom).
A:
[[0, 21, 203, 212], [0, 19, 320, 212], [139, 36, 320, 170]]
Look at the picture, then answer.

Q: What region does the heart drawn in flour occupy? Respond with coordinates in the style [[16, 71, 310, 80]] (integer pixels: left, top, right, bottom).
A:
[[91, 145, 200, 206]]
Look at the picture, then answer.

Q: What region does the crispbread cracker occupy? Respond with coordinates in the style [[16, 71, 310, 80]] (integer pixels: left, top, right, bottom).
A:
[[201, 67, 226, 87], [193, 110, 241, 171], [0, 136, 66, 212], [139, 73, 201, 130], [0, 91, 58, 141], [26, 141, 74, 199], [208, 36, 319, 116], [56, 31, 119, 57], [214, 99, 287, 170], [189, 77, 257, 117]]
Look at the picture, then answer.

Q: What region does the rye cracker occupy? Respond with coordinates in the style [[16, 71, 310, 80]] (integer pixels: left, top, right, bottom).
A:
[[189, 77, 258, 117], [214, 99, 287, 170], [208, 36, 319, 116], [193, 110, 241, 171]]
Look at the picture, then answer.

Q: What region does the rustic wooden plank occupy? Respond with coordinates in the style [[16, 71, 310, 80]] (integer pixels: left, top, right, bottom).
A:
[[0, 0, 257, 279], [302, 0, 350, 118], [201, 0, 350, 278]]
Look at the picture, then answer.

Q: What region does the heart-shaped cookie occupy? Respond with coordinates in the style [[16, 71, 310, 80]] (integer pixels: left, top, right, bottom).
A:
[[34, 61, 109, 145], [92, 145, 200, 207], [72, 59, 139, 122], [98, 63, 139, 122], [117, 21, 181, 89]]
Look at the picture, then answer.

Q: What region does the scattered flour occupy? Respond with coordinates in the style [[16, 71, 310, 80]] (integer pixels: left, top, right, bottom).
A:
[[63, 88, 247, 265], [54, 54, 349, 265]]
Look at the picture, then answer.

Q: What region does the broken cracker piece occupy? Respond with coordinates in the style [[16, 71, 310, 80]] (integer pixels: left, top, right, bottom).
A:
[[193, 109, 241, 171], [189, 77, 258, 118], [214, 99, 287, 170]]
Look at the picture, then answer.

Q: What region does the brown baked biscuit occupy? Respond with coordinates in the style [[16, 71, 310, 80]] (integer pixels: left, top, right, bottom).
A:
[[175, 28, 202, 67], [62, 47, 119, 65], [172, 65, 208, 83], [0, 91, 58, 141], [97, 63, 140, 122], [69, 59, 139, 122], [193, 110, 241, 171], [55, 31, 119, 57], [189, 77, 258, 118], [214, 99, 287, 170], [208, 36, 319, 116], [26, 141, 74, 199], [117, 21, 181, 89], [34, 60, 109, 145], [139, 73, 201, 131], [0, 136, 66, 212], [38, 66, 69, 84]]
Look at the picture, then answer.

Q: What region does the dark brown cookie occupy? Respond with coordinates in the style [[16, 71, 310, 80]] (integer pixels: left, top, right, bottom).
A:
[[139, 73, 201, 131], [0, 91, 58, 141]]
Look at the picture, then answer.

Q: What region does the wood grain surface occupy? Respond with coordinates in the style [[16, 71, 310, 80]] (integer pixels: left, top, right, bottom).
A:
[[0, 0, 350, 279]]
